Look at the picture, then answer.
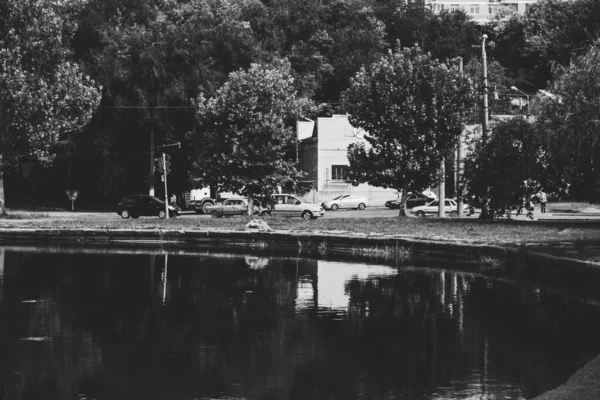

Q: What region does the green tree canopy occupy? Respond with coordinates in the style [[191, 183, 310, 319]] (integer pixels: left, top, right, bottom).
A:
[[465, 118, 542, 219], [536, 40, 600, 201], [489, 0, 600, 88], [189, 59, 313, 212], [0, 0, 101, 214], [342, 45, 475, 216]]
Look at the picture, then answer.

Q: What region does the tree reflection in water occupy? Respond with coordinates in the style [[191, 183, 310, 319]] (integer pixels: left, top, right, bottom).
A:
[[0, 246, 599, 400]]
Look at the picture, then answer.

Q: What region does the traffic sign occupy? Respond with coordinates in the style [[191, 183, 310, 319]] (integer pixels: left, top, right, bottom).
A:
[[65, 190, 80, 211]]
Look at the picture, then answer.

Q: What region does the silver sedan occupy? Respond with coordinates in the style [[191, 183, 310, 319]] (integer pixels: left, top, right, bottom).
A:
[[321, 195, 369, 211]]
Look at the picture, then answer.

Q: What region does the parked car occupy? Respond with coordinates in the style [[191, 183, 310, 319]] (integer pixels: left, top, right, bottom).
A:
[[410, 199, 459, 217], [385, 193, 437, 210], [321, 195, 368, 211], [117, 195, 180, 219], [270, 194, 325, 219], [206, 197, 270, 218]]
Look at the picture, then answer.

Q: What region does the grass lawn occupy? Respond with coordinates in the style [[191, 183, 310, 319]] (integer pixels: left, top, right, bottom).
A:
[[3, 210, 600, 248]]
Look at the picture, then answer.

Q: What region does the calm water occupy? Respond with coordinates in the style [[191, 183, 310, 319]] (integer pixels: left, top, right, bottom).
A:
[[1, 246, 600, 400]]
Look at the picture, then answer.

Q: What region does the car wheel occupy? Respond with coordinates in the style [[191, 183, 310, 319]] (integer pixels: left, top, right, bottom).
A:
[[120, 209, 130, 219], [331, 204, 339, 211], [260, 210, 271, 216], [301, 211, 313, 220], [158, 210, 167, 219], [131, 212, 140, 219], [211, 210, 221, 218], [449, 211, 458, 217], [202, 202, 214, 214], [358, 203, 366, 210], [416, 210, 426, 218]]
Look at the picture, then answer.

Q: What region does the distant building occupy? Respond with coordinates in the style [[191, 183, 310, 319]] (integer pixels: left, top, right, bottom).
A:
[[425, 0, 536, 23], [297, 115, 397, 205]]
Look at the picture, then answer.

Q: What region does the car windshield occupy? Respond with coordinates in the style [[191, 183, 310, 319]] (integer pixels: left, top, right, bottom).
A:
[[428, 200, 438, 206], [332, 195, 345, 200]]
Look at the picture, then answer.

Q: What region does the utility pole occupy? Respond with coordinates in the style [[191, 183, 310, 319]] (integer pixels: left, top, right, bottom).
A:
[[481, 34, 489, 144], [149, 125, 155, 196], [162, 152, 168, 217], [457, 57, 465, 217]]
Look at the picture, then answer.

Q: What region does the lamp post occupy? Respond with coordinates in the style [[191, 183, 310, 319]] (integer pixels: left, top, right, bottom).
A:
[[511, 86, 530, 115], [482, 34, 489, 144]]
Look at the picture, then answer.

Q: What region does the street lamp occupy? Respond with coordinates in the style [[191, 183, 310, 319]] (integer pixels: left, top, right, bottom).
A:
[[510, 86, 530, 115], [482, 34, 489, 143]]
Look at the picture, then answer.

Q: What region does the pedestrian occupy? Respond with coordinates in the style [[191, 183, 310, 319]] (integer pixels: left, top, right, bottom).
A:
[[539, 190, 547, 213], [170, 193, 177, 206], [526, 197, 535, 220]]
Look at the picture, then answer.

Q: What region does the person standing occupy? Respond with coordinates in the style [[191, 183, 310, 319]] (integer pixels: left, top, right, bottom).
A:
[[170, 193, 178, 207], [539, 190, 547, 213]]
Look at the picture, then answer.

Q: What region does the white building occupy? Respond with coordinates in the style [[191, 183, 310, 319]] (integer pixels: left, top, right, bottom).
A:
[[297, 115, 397, 205], [426, 0, 536, 23]]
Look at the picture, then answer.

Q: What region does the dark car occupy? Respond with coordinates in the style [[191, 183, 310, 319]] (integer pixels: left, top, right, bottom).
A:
[[385, 193, 437, 209], [117, 195, 180, 219]]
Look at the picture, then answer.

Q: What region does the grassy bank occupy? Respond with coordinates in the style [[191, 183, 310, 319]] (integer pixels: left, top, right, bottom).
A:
[[3, 210, 600, 252]]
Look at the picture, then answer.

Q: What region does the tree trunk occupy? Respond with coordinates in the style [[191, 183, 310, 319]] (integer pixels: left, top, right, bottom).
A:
[[0, 153, 5, 216], [398, 181, 409, 217]]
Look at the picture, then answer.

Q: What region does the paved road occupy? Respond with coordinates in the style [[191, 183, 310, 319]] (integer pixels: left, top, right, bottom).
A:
[[8, 201, 600, 221]]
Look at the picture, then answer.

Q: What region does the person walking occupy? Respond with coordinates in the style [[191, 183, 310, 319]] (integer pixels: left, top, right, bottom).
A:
[[526, 196, 535, 220], [170, 193, 178, 207], [539, 190, 547, 213]]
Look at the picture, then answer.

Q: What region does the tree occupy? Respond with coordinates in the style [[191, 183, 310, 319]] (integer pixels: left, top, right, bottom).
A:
[[489, 0, 600, 88], [465, 118, 541, 219], [342, 45, 475, 216], [537, 40, 600, 201], [0, 0, 101, 214], [190, 59, 313, 214]]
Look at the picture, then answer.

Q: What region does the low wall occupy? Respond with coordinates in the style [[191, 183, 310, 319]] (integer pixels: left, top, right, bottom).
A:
[[2, 228, 600, 296]]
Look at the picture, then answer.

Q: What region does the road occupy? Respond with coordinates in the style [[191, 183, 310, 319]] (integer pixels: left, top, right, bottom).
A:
[[8, 201, 600, 221]]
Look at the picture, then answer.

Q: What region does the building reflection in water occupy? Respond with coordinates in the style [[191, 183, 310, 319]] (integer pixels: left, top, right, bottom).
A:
[[0, 247, 599, 400]]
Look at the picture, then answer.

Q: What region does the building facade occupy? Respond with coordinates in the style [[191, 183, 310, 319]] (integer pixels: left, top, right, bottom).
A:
[[297, 115, 397, 205], [425, 0, 536, 23]]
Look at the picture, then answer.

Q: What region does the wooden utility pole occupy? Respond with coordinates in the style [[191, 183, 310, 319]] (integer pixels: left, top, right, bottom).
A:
[[162, 152, 168, 217], [149, 125, 155, 196], [457, 57, 465, 216]]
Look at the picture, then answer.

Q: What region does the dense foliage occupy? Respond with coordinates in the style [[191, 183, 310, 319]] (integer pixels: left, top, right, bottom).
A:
[[0, 0, 101, 214], [343, 45, 475, 215], [536, 40, 600, 201], [3, 0, 600, 211], [465, 119, 541, 218], [190, 60, 312, 212]]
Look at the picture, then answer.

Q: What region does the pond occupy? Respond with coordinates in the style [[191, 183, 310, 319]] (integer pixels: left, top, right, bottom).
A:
[[1, 245, 600, 400]]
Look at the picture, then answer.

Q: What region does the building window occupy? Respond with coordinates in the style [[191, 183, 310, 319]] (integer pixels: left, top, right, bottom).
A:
[[450, 4, 460, 11], [489, 4, 498, 14], [431, 3, 444, 12], [331, 165, 349, 181], [470, 4, 480, 14]]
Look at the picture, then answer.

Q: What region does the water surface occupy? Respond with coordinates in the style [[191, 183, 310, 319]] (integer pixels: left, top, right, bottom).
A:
[[1, 246, 599, 400]]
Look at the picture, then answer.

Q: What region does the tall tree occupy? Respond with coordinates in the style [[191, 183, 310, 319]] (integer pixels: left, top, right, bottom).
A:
[[537, 40, 600, 201], [190, 59, 313, 214], [342, 45, 475, 216], [0, 0, 101, 214], [465, 118, 541, 219]]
